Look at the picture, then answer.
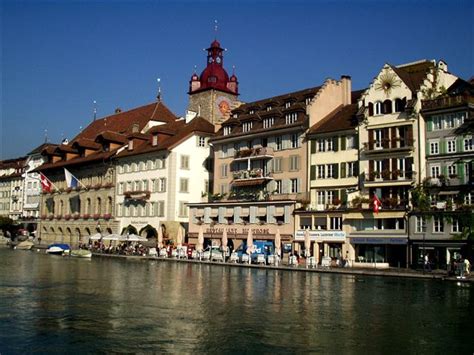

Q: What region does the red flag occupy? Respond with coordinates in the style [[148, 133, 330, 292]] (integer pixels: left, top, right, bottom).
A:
[[373, 193, 381, 214], [40, 172, 52, 192]]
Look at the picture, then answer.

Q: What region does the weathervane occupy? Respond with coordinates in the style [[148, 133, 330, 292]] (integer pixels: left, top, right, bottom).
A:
[[214, 19, 218, 37]]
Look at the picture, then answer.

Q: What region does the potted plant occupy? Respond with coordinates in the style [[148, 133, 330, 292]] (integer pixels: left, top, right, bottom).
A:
[[48, 214, 54, 220], [382, 170, 391, 180], [82, 213, 90, 220], [103, 213, 112, 220], [73, 213, 80, 220], [64, 214, 71, 220]]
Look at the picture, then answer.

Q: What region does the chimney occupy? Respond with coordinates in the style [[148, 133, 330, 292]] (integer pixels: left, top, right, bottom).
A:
[[132, 123, 139, 133], [341, 75, 352, 105]]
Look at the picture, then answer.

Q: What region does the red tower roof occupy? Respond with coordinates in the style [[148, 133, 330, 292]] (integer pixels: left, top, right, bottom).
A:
[[189, 39, 238, 95]]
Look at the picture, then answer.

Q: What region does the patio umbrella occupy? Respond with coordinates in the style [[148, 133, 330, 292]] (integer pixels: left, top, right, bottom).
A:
[[274, 228, 281, 256], [197, 224, 204, 252], [246, 228, 254, 255], [89, 233, 102, 241], [176, 227, 183, 248], [157, 226, 163, 249], [304, 229, 311, 258], [221, 228, 228, 258]]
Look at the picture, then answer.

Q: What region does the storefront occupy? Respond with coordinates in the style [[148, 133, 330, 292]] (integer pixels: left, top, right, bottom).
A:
[[409, 240, 469, 270], [350, 236, 408, 268], [294, 230, 347, 262]]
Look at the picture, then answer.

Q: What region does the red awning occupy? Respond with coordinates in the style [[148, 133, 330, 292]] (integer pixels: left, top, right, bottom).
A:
[[232, 178, 266, 187]]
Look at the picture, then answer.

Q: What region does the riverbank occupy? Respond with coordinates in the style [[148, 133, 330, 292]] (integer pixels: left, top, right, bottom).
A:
[[90, 250, 473, 283]]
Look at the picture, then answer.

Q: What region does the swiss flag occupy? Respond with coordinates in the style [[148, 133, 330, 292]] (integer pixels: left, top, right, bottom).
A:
[[40, 172, 52, 192], [373, 193, 381, 214]]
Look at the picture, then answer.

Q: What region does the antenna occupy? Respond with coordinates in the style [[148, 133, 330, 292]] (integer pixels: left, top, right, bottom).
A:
[[232, 65, 236, 75], [157, 78, 162, 102], [193, 65, 197, 74], [93, 100, 97, 121], [214, 19, 218, 38], [44, 129, 48, 143]]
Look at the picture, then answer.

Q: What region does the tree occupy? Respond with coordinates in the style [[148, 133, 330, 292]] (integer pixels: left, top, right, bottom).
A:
[[0, 216, 17, 238]]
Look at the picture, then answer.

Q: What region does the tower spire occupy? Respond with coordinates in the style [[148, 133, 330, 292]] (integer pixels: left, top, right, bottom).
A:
[[214, 19, 218, 39], [93, 100, 97, 121], [157, 78, 162, 102]]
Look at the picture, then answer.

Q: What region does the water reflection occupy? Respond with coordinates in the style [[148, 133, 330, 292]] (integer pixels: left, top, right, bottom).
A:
[[0, 249, 472, 353]]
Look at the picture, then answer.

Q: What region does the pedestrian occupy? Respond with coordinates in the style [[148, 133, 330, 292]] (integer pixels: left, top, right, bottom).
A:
[[424, 254, 431, 272], [464, 258, 471, 276]]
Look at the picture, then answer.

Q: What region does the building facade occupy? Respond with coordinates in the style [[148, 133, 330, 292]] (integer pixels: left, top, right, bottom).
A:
[[408, 78, 474, 268]]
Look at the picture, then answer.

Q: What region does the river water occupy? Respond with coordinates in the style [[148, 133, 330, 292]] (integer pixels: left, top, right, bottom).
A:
[[0, 248, 472, 354]]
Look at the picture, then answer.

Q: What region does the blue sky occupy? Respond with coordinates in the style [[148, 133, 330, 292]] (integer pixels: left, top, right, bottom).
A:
[[1, 0, 473, 159]]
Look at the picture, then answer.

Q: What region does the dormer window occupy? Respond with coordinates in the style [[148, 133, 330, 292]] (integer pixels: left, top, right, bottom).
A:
[[285, 112, 298, 125], [285, 102, 291, 109], [263, 117, 274, 129], [242, 122, 253, 132], [267, 106, 272, 111], [223, 126, 232, 136], [233, 113, 238, 118], [305, 97, 312, 105], [152, 135, 158, 146], [249, 109, 255, 115]]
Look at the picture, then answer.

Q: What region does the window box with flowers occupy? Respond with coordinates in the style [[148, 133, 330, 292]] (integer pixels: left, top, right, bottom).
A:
[[82, 214, 90, 220], [93, 214, 101, 220], [93, 184, 102, 190], [56, 215, 63, 220], [103, 213, 112, 220], [41, 214, 47, 220], [64, 214, 71, 220], [73, 213, 80, 220], [66, 187, 73, 193], [103, 182, 114, 189], [48, 214, 54, 220]]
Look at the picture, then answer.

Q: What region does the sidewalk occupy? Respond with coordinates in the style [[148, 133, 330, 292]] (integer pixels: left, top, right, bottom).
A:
[[92, 252, 474, 283]]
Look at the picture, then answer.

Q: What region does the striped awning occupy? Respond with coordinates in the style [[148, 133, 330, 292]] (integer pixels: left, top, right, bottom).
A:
[[232, 178, 266, 187]]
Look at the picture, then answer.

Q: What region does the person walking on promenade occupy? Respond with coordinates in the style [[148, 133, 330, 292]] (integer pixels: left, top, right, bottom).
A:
[[424, 254, 431, 272], [464, 258, 471, 276]]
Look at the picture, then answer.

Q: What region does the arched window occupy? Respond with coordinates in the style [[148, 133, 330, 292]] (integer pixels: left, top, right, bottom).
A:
[[394, 98, 406, 112], [86, 198, 91, 214], [50, 227, 55, 234], [107, 196, 113, 214], [85, 227, 91, 236], [383, 100, 392, 114], [59, 200, 64, 215], [374, 101, 382, 115], [58, 227, 63, 236], [96, 197, 102, 214], [368, 102, 374, 116]]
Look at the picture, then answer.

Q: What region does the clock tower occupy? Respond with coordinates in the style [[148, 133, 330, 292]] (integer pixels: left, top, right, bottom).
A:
[[187, 39, 240, 127]]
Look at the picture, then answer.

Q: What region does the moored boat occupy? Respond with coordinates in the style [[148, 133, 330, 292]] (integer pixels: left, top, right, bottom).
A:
[[14, 240, 35, 250], [70, 249, 92, 258], [46, 244, 71, 255]]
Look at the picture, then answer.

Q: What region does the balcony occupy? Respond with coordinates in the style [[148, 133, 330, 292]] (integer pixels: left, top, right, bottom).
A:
[[233, 147, 274, 161], [365, 170, 416, 185], [231, 169, 273, 187], [123, 190, 151, 201], [363, 138, 414, 154], [422, 95, 474, 112]]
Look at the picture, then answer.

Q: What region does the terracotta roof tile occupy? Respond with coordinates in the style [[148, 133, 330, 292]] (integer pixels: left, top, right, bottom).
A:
[[389, 61, 435, 93], [308, 104, 358, 135]]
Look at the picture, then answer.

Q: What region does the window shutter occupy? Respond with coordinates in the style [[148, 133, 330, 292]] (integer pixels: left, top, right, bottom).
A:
[[391, 127, 397, 148], [282, 179, 289, 194], [406, 157, 414, 172], [392, 158, 398, 174], [341, 163, 346, 178], [407, 125, 413, 143], [457, 137, 463, 152], [334, 190, 340, 200], [284, 206, 290, 224], [382, 159, 389, 171], [442, 165, 448, 177], [333, 137, 339, 151], [333, 164, 339, 179], [427, 120, 433, 132], [440, 139, 446, 154], [426, 142, 430, 156], [310, 140, 316, 154], [341, 136, 346, 150], [354, 162, 359, 177], [268, 180, 277, 193], [369, 160, 374, 174], [310, 165, 316, 180], [369, 130, 374, 150], [297, 178, 301, 193], [341, 189, 347, 204], [250, 206, 257, 223], [296, 156, 300, 170]]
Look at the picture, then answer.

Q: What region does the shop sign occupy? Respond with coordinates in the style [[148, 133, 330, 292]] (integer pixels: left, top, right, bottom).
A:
[[350, 237, 407, 245], [294, 230, 346, 241], [205, 227, 271, 236]]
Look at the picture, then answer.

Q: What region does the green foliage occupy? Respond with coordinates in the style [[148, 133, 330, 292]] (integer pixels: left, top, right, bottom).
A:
[[411, 184, 431, 211]]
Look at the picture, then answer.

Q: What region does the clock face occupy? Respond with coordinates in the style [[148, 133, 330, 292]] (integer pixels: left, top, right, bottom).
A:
[[216, 57, 221, 64], [216, 96, 231, 117], [208, 57, 214, 64]]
